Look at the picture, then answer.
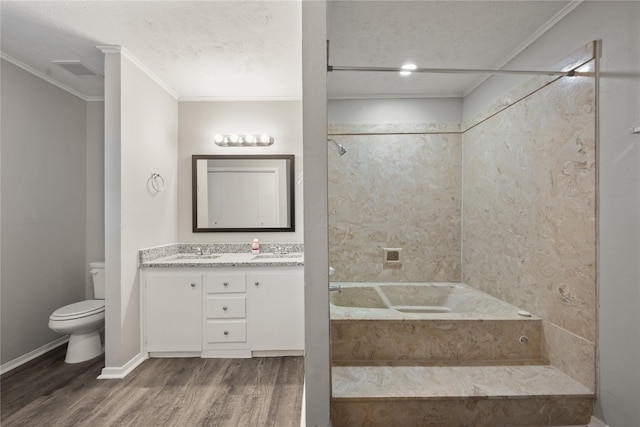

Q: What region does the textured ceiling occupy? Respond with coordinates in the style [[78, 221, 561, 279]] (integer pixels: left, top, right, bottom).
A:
[[0, 1, 302, 100], [327, 0, 574, 99], [0, 1, 577, 100]]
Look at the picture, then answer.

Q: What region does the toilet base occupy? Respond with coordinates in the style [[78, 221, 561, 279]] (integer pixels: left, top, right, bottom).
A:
[[66, 331, 104, 363]]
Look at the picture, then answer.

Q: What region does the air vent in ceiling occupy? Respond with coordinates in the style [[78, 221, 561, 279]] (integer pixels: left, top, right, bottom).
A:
[[52, 60, 102, 77]]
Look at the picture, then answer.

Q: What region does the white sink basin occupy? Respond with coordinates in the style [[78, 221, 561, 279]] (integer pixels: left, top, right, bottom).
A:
[[166, 254, 221, 260], [252, 253, 303, 260]]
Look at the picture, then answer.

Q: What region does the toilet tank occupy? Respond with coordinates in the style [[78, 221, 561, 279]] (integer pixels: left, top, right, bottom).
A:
[[90, 261, 106, 299]]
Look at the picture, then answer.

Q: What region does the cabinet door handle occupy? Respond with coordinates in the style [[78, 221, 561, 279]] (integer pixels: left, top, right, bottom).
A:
[[223, 282, 229, 287], [222, 306, 228, 311], [224, 331, 229, 336], [254, 281, 260, 287], [190, 283, 197, 288]]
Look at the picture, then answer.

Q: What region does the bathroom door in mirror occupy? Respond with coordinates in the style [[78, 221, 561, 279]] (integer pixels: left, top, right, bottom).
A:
[[192, 155, 295, 232]]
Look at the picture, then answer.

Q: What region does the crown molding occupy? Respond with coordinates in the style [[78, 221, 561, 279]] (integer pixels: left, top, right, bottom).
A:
[[1, 52, 95, 101], [97, 45, 179, 100], [463, 0, 584, 97], [95, 45, 122, 55], [178, 95, 302, 102], [327, 93, 463, 100]]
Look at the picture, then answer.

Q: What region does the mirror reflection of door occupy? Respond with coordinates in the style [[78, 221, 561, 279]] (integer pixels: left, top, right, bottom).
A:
[[208, 168, 279, 228], [192, 155, 295, 232]]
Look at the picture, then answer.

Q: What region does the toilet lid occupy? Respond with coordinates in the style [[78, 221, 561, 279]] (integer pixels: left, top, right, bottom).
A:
[[51, 300, 105, 319]]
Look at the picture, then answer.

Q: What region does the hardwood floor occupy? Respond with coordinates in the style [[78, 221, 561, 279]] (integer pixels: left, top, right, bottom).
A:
[[1, 345, 304, 426]]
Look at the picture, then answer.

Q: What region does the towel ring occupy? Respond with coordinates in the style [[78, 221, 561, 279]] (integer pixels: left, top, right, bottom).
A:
[[150, 173, 165, 193]]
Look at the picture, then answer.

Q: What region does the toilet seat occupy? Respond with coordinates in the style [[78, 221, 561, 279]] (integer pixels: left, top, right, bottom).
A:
[[50, 300, 105, 320]]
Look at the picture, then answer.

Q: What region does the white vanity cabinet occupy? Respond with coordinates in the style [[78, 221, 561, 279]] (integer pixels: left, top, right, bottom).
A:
[[202, 272, 250, 358], [247, 271, 304, 353], [142, 266, 303, 358], [144, 272, 202, 353]]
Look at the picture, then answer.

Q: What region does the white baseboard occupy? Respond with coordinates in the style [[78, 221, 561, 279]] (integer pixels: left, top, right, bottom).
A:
[[148, 351, 201, 358], [201, 349, 252, 358], [98, 352, 147, 379], [0, 337, 69, 375], [253, 349, 305, 357], [300, 379, 306, 427]]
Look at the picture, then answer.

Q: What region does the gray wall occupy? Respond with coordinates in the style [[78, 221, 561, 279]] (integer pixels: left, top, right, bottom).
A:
[[85, 101, 105, 297], [463, 2, 640, 425], [1, 59, 89, 364], [328, 98, 462, 125]]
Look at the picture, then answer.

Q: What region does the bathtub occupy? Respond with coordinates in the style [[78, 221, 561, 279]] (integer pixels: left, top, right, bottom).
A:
[[329, 282, 535, 320]]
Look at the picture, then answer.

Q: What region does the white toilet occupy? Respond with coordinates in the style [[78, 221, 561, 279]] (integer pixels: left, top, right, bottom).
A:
[[49, 261, 106, 363]]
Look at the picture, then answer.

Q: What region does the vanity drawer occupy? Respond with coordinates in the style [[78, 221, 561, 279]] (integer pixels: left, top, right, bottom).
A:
[[204, 273, 246, 294], [205, 297, 246, 319], [205, 321, 247, 343]]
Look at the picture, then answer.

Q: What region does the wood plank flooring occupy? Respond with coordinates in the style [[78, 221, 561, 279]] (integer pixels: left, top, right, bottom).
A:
[[1, 345, 304, 427]]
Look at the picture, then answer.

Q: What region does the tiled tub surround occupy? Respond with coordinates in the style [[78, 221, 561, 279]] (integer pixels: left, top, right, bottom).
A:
[[328, 125, 462, 283], [330, 283, 593, 427], [330, 282, 533, 320], [331, 282, 543, 365], [462, 58, 597, 390], [461, 42, 596, 132], [328, 44, 596, 426]]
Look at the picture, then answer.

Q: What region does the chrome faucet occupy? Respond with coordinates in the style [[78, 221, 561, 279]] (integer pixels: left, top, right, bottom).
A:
[[194, 246, 204, 256], [329, 284, 341, 293], [271, 245, 283, 255]]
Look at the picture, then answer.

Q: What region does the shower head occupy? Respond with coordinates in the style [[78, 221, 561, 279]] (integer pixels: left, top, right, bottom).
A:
[[328, 139, 347, 156]]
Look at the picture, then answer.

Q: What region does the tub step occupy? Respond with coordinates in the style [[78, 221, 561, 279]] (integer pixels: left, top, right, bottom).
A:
[[331, 318, 543, 365], [331, 365, 594, 427]]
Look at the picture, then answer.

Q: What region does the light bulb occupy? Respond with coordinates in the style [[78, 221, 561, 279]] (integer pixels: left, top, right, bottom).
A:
[[400, 63, 417, 76], [259, 134, 271, 143]]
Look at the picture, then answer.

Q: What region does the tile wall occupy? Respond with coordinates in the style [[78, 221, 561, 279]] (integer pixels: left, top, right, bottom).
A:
[[328, 124, 462, 282], [462, 49, 596, 389]]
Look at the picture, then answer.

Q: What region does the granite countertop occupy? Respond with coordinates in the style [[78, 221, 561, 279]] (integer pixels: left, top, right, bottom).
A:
[[141, 252, 304, 268], [139, 243, 304, 268]]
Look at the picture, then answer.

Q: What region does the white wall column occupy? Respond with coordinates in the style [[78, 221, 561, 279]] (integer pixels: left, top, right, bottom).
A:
[[100, 47, 124, 370], [302, 1, 331, 425]]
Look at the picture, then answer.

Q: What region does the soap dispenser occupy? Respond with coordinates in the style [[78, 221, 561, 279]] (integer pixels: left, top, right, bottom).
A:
[[252, 239, 260, 254]]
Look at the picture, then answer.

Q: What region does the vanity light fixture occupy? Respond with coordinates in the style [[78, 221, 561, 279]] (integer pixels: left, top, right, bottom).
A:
[[400, 63, 417, 76], [213, 133, 274, 147]]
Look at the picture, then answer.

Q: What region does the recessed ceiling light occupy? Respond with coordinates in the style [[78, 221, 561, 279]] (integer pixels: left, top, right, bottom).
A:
[[400, 63, 417, 76]]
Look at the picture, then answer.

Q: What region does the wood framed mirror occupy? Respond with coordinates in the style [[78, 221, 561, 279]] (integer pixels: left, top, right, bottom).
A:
[[192, 155, 295, 232]]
